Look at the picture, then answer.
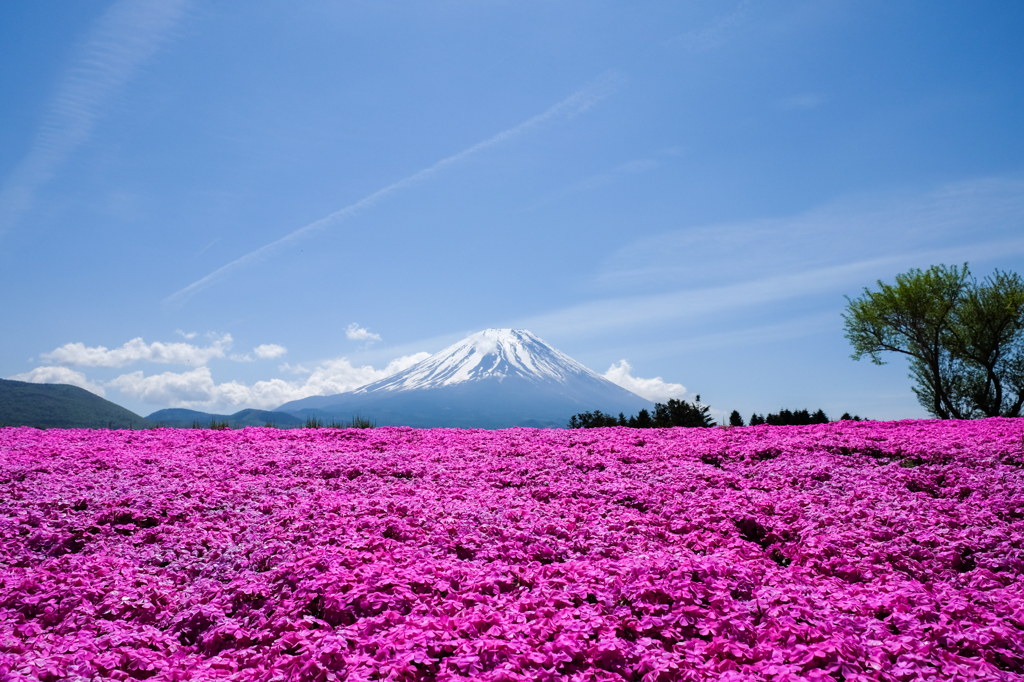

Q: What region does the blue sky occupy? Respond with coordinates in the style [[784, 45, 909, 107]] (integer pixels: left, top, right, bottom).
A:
[[2, 0, 1023, 421]]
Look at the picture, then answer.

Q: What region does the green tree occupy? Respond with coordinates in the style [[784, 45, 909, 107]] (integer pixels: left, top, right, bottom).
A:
[[761, 408, 828, 425], [653, 398, 713, 427], [844, 264, 1024, 418], [568, 410, 619, 428], [729, 410, 744, 427]]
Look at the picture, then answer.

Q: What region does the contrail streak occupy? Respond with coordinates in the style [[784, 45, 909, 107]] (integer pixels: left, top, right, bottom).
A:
[[162, 71, 622, 308]]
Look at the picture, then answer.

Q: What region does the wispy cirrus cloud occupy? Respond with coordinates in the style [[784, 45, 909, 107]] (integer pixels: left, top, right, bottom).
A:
[[162, 71, 623, 309], [520, 177, 1024, 339], [525, 242, 1024, 340], [669, 1, 750, 53], [565, 158, 660, 194], [0, 0, 188, 237], [598, 176, 1024, 293]]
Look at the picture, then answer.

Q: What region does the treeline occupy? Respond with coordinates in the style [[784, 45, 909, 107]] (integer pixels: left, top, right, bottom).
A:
[[572, 400, 868, 429], [569, 397, 714, 429], [735, 409, 864, 426], [741, 408, 827, 426]]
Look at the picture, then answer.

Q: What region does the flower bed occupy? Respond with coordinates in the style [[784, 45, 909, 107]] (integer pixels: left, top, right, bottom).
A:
[[1, 420, 1023, 681]]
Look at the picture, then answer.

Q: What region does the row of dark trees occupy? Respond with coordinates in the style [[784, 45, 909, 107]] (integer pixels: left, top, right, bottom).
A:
[[733, 408, 829, 426], [731, 409, 863, 426], [571, 401, 866, 429], [568, 397, 714, 429]]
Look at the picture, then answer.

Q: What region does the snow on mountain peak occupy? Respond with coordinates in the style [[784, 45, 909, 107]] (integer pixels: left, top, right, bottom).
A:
[[356, 329, 603, 393]]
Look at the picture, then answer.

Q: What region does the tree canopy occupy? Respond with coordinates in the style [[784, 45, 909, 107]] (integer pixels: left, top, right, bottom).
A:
[[844, 264, 1024, 418], [748, 408, 829, 426], [568, 397, 713, 429], [653, 398, 714, 428]]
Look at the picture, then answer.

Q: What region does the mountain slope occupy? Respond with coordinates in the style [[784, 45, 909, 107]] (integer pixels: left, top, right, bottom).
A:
[[146, 408, 304, 428], [0, 379, 152, 429], [276, 329, 653, 428]]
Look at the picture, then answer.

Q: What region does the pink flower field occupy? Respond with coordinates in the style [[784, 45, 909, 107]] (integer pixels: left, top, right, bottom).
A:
[[2, 421, 1024, 681]]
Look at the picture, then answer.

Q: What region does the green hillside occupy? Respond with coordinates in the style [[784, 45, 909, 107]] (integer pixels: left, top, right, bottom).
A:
[[0, 379, 152, 429], [146, 408, 303, 428]]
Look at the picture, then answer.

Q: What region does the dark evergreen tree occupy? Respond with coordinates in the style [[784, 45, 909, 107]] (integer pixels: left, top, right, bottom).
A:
[[729, 410, 744, 427], [568, 410, 619, 428], [634, 409, 653, 428], [762, 408, 829, 426], [653, 398, 714, 427], [571, 399, 714, 429], [749, 413, 765, 426]]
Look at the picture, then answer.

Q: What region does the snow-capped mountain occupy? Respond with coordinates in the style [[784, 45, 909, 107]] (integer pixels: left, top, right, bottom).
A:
[[354, 329, 608, 392], [276, 329, 653, 428]]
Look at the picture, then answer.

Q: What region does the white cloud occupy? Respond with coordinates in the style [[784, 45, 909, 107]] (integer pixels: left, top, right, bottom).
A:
[[8, 366, 106, 397], [0, 0, 188, 237], [175, 329, 197, 339], [382, 352, 432, 375], [108, 352, 432, 409], [278, 362, 310, 375], [108, 367, 218, 406], [230, 354, 254, 362], [603, 360, 688, 402], [42, 334, 232, 367], [253, 343, 287, 359], [346, 324, 382, 342]]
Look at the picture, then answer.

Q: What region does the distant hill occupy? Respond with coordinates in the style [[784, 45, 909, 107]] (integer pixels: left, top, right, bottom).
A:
[[146, 408, 304, 429], [0, 379, 152, 429], [277, 329, 654, 428]]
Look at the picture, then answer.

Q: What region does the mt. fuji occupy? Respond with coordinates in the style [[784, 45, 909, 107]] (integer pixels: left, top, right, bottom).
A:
[[275, 329, 654, 428]]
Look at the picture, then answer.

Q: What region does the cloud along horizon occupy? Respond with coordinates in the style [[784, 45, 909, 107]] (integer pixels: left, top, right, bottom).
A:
[[106, 354, 434, 411], [8, 330, 687, 414]]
